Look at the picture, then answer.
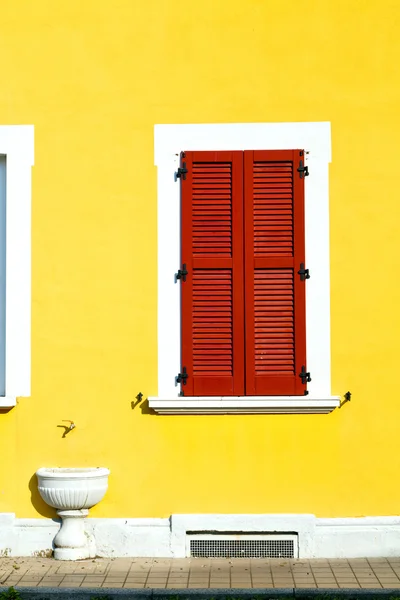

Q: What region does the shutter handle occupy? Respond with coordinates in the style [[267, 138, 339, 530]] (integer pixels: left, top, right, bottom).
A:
[[176, 162, 188, 180], [298, 263, 310, 281], [299, 366, 311, 384], [176, 264, 188, 282]]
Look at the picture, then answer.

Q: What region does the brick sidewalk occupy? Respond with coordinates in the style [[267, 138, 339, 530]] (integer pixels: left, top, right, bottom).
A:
[[2, 557, 400, 589]]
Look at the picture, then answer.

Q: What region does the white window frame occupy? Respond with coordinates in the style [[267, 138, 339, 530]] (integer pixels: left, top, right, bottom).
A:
[[0, 126, 34, 408], [149, 122, 340, 414]]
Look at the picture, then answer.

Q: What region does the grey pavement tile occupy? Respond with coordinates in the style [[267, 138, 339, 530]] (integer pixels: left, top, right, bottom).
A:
[[292, 569, 313, 573], [369, 559, 390, 564], [272, 571, 292, 574], [311, 570, 334, 575], [55, 568, 77, 574], [372, 569, 396, 574], [150, 568, 170, 572], [353, 567, 376, 575]]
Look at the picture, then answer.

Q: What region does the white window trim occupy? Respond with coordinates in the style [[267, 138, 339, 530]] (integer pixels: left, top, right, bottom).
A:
[[0, 126, 34, 409], [149, 122, 340, 415]]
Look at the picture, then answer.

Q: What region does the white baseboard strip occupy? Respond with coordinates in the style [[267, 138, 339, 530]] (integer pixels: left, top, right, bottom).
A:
[[1, 513, 400, 558]]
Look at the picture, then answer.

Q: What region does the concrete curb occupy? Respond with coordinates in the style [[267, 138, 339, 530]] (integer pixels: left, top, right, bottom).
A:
[[0, 588, 399, 600]]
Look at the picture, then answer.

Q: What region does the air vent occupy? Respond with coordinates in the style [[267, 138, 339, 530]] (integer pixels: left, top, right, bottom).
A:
[[187, 533, 298, 558]]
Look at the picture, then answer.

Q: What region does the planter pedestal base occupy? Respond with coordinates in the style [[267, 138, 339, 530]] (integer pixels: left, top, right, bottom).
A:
[[54, 509, 95, 561]]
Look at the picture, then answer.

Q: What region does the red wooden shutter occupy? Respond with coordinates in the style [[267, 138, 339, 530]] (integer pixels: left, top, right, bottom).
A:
[[181, 151, 244, 396], [244, 150, 307, 396]]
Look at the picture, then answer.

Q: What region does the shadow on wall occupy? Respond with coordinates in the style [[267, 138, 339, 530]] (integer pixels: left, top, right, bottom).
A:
[[29, 473, 57, 519], [139, 399, 156, 415], [130, 394, 156, 415]]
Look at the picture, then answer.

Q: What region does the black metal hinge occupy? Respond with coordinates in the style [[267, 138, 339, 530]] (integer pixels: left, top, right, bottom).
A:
[[299, 365, 311, 385], [298, 263, 310, 281], [176, 162, 188, 180], [176, 263, 188, 282], [297, 159, 309, 178], [177, 367, 188, 385]]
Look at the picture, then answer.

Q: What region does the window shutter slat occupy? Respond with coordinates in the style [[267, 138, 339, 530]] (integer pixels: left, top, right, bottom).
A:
[[244, 150, 307, 396], [181, 151, 245, 396]]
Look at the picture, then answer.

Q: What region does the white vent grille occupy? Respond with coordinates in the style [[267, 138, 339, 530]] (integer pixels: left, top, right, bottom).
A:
[[187, 533, 298, 558]]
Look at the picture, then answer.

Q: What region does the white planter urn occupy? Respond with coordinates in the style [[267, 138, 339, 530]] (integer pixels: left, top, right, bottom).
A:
[[36, 467, 110, 560]]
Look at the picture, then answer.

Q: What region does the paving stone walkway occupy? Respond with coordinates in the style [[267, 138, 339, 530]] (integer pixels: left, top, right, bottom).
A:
[[1, 557, 400, 589]]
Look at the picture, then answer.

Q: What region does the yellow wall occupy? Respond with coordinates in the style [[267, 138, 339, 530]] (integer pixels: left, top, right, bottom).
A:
[[0, 0, 399, 519]]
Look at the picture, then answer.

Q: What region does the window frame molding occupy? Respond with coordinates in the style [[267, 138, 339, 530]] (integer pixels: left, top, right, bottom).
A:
[[150, 122, 339, 415], [0, 125, 34, 408]]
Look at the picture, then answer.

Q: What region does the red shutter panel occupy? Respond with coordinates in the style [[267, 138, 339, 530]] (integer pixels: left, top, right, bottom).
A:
[[181, 151, 245, 396], [244, 150, 307, 396]]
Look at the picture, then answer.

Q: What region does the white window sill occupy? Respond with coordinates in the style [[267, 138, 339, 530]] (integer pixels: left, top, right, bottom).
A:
[[148, 396, 340, 415], [0, 396, 16, 409]]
